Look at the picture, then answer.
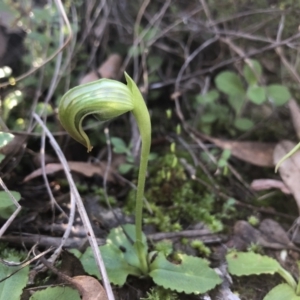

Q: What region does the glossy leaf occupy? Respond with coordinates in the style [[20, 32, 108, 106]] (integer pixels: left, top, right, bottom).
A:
[[149, 253, 221, 294]]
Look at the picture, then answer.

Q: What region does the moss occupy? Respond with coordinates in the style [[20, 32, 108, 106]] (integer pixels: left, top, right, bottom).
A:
[[126, 152, 223, 232]]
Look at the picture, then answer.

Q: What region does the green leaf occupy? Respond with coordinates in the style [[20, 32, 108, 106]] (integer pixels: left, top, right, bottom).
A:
[[143, 28, 158, 42], [247, 86, 266, 104], [266, 84, 291, 106], [35, 103, 53, 116], [149, 253, 221, 294], [129, 45, 143, 57], [243, 60, 262, 85], [263, 284, 300, 300], [110, 137, 128, 154], [0, 255, 29, 300], [0, 191, 21, 219], [215, 71, 245, 96], [234, 118, 254, 131], [106, 224, 148, 270], [0, 67, 12, 79], [227, 95, 245, 114], [80, 224, 147, 286], [0, 132, 14, 149], [119, 163, 134, 174], [227, 251, 280, 276], [201, 113, 217, 124], [147, 56, 163, 72], [196, 90, 219, 104], [3, 91, 23, 122], [80, 244, 139, 286], [30, 287, 81, 300]]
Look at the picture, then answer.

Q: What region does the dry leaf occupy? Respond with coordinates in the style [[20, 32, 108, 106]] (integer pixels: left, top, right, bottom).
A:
[[72, 275, 108, 300], [250, 179, 291, 194], [80, 54, 122, 84], [23, 161, 116, 183], [273, 140, 300, 213], [207, 136, 275, 167], [288, 99, 300, 139], [229, 220, 296, 251]]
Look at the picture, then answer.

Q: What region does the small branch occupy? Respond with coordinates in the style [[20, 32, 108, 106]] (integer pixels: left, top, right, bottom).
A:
[[33, 114, 114, 300]]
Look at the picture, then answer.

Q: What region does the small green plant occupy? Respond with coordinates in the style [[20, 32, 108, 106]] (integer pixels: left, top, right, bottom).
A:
[[196, 59, 291, 133], [110, 137, 135, 174], [0, 132, 22, 219], [141, 286, 179, 300], [226, 251, 300, 299], [58, 73, 221, 294], [191, 240, 211, 257]]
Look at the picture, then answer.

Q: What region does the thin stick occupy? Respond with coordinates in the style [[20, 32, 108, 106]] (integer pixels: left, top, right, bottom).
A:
[[0, 178, 22, 237], [33, 113, 114, 300]]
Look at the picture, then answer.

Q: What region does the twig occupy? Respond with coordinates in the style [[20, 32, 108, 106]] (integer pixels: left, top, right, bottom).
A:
[[0, 178, 21, 237], [33, 113, 114, 300]]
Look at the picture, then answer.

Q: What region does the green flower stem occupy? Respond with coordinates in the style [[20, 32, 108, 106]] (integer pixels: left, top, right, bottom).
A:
[[126, 73, 151, 274], [278, 267, 297, 291], [58, 72, 151, 275]]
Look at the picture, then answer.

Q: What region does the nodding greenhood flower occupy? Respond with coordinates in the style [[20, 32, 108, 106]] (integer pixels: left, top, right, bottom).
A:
[[58, 72, 149, 152], [58, 72, 151, 274]]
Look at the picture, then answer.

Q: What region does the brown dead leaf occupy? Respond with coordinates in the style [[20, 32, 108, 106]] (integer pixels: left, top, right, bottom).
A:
[[228, 219, 297, 251], [72, 275, 108, 300], [288, 99, 300, 139], [273, 140, 300, 213], [23, 161, 116, 183], [205, 136, 275, 167], [250, 179, 291, 194], [80, 54, 122, 84]]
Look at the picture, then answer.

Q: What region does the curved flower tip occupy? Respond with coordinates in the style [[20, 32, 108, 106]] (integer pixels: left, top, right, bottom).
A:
[[58, 75, 134, 152]]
